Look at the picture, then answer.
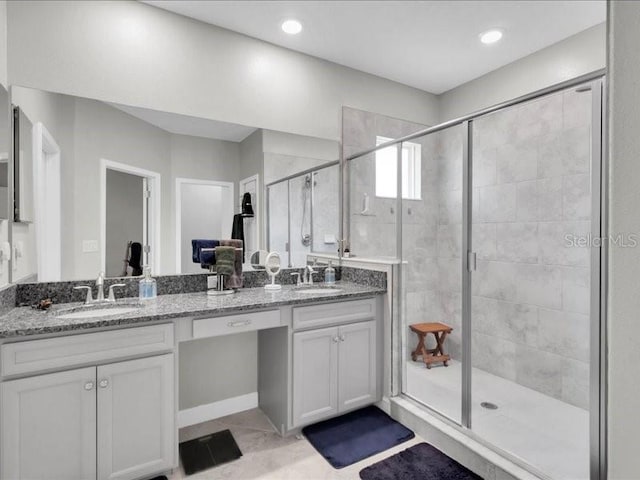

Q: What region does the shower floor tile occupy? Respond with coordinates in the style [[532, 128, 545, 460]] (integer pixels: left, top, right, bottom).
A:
[[406, 360, 589, 480]]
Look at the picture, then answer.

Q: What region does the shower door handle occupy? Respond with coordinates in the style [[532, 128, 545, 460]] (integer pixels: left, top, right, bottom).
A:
[[467, 251, 477, 272]]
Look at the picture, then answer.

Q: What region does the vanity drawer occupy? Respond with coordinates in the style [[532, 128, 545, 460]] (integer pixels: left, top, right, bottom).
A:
[[293, 298, 376, 330], [1, 324, 174, 377], [193, 310, 281, 338]]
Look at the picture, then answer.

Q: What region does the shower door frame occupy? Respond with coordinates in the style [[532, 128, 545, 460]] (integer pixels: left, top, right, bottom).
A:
[[343, 69, 607, 480]]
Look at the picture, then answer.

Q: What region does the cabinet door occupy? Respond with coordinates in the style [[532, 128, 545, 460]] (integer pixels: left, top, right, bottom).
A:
[[338, 320, 377, 412], [97, 353, 175, 480], [1, 367, 97, 480], [292, 326, 338, 427]]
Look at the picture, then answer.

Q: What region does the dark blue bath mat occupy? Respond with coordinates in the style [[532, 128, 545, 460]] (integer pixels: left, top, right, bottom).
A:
[[359, 442, 483, 480], [302, 406, 415, 469]]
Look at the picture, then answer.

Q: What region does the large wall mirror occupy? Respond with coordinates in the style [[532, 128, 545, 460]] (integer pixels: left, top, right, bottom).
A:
[[9, 85, 340, 283], [0, 85, 10, 289]]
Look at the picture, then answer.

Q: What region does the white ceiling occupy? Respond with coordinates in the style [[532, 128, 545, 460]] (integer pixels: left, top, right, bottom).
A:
[[110, 103, 256, 142], [144, 1, 605, 94]]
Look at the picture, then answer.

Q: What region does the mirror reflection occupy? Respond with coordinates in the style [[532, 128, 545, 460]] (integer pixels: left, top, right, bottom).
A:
[[266, 162, 340, 267], [0, 86, 8, 221], [0, 85, 9, 289], [12, 106, 34, 223], [10, 85, 340, 282]]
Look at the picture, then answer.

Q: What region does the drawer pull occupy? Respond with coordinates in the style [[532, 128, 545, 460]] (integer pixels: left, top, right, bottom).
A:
[[227, 320, 252, 327], [84, 381, 95, 391], [99, 379, 109, 389]]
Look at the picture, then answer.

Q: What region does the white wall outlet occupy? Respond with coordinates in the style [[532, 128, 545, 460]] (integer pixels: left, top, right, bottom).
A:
[[82, 240, 99, 253], [207, 275, 218, 289]]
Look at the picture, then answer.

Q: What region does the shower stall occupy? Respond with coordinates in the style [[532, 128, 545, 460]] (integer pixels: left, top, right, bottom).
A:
[[266, 161, 340, 267], [343, 72, 606, 480]]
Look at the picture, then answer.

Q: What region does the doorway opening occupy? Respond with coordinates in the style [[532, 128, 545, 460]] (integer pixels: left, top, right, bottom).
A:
[[100, 159, 160, 277], [175, 178, 234, 274]]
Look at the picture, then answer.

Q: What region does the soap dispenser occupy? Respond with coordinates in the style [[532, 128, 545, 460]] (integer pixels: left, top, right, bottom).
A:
[[324, 261, 336, 285], [139, 266, 157, 300]]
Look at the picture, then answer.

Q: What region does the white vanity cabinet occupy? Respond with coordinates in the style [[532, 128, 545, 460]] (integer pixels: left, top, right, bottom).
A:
[[288, 297, 380, 429], [97, 354, 175, 480], [0, 324, 176, 480], [292, 320, 377, 427], [292, 326, 339, 425], [1, 367, 97, 480]]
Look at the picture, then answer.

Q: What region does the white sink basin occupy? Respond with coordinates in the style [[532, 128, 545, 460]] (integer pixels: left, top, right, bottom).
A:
[[296, 287, 343, 295], [56, 306, 142, 320]]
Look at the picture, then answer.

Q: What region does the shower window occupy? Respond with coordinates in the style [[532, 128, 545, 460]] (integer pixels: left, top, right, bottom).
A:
[[375, 136, 422, 200]]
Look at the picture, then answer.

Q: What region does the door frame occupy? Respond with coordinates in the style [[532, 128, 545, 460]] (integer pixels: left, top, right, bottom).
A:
[[174, 177, 234, 274], [239, 174, 260, 257], [100, 159, 161, 276], [33, 122, 61, 282]]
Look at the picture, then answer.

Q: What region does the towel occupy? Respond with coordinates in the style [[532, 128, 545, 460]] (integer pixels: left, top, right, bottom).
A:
[[129, 242, 143, 276], [215, 246, 235, 276], [219, 239, 243, 288], [242, 192, 254, 216], [192, 239, 219, 268], [231, 214, 245, 262]]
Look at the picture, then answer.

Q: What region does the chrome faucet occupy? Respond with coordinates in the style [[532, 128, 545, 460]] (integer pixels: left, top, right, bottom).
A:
[[303, 265, 316, 285], [291, 272, 302, 286], [95, 271, 105, 302]]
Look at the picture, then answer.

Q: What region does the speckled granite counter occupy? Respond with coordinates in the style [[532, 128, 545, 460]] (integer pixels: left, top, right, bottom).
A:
[[0, 282, 384, 338]]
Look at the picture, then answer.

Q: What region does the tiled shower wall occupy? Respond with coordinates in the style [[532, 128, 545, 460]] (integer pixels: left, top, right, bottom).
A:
[[470, 88, 592, 409], [344, 88, 592, 409], [343, 107, 427, 259]]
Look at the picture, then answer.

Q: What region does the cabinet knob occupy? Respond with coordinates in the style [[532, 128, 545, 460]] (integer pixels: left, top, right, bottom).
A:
[[332, 336, 339, 343], [339, 335, 345, 342], [99, 379, 109, 389], [84, 381, 95, 391]]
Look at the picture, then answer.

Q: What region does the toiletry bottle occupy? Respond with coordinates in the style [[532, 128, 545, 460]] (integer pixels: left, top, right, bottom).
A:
[[324, 261, 336, 285], [139, 266, 157, 300]]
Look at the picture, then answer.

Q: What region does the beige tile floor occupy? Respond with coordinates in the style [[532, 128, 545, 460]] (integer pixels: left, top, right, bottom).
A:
[[168, 408, 424, 480]]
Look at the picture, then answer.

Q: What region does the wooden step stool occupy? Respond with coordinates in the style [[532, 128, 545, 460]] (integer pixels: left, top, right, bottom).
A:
[[410, 322, 453, 369]]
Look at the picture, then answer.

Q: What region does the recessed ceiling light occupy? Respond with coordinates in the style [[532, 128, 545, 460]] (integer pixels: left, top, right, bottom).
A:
[[479, 29, 503, 45], [281, 19, 302, 35]]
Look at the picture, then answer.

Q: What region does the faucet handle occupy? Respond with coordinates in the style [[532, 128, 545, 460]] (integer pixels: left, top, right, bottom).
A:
[[306, 265, 317, 285], [73, 286, 93, 304], [107, 284, 127, 302]]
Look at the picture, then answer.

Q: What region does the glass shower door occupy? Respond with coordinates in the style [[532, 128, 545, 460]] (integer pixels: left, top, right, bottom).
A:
[[267, 181, 290, 265], [401, 125, 465, 424], [470, 85, 595, 480]]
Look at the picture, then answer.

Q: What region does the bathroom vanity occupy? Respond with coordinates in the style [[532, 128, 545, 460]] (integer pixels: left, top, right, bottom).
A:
[[0, 283, 384, 480]]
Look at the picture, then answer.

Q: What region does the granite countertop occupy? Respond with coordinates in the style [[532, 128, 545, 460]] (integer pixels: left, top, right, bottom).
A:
[[0, 282, 385, 338]]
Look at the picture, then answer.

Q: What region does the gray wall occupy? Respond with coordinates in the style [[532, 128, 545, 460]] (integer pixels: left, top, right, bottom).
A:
[[179, 333, 257, 410], [607, 2, 640, 478], [105, 170, 143, 277], [7, 0, 440, 141], [438, 23, 606, 122]]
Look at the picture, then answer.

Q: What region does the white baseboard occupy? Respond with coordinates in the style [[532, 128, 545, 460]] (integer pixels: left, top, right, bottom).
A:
[[178, 392, 259, 428]]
